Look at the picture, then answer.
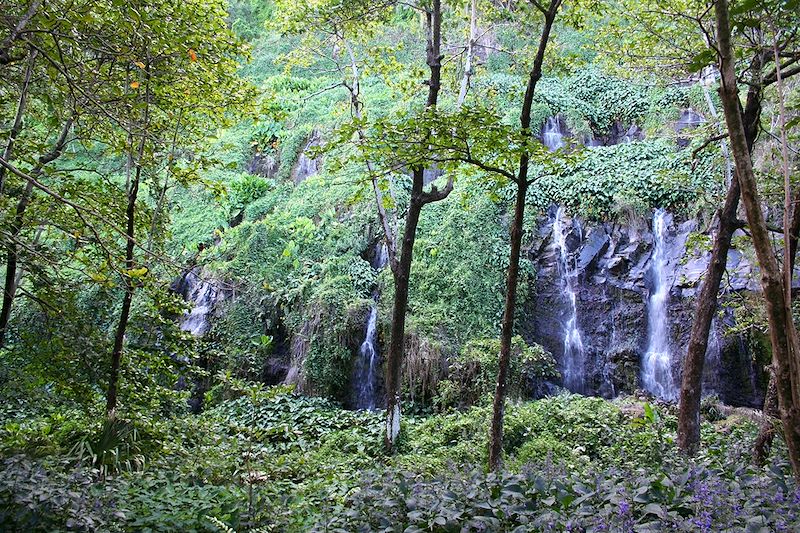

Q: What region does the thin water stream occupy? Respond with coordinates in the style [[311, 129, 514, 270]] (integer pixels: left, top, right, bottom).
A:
[[642, 209, 677, 400], [552, 207, 586, 394]]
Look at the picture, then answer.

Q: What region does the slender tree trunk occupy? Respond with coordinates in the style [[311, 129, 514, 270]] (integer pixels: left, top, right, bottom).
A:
[[488, 177, 528, 467], [488, 0, 561, 470], [457, 0, 478, 107], [0, 116, 73, 347], [0, 0, 41, 68], [753, 370, 779, 464], [106, 148, 143, 415], [753, 190, 800, 465], [677, 181, 740, 454], [106, 66, 150, 416], [753, 32, 800, 466], [342, 38, 398, 266], [676, 86, 762, 454], [772, 28, 794, 366], [384, 0, 452, 452], [715, 0, 800, 481], [385, 173, 423, 450], [0, 48, 36, 195], [0, 182, 33, 347]]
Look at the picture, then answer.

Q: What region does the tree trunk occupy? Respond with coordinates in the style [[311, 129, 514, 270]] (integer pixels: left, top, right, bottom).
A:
[[753, 186, 800, 465], [677, 180, 740, 454], [752, 34, 800, 466], [488, 177, 528, 468], [0, 48, 36, 195], [0, 116, 73, 348], [106, 66, 150, 416], [488, 0, 561, 470], [0, 182, 33, 347], [676, 82, 762, 455], [383, 0, 449, 452], [385, 172, 423, 450], [457, 0, 478, 106], [0, 1, 41, 68], [753, 369, 779, 465], [106, 154, 143, 415], [715, 0, 800, 481]]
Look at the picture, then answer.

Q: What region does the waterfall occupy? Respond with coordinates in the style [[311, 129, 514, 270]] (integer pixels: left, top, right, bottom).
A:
[[352, 243, 388, 410], [702, 319, 721, 394], [353, 306, 380, 410], [179, 270, 221, 337], [641, 209, 677, 400], [552, 207, 586, 394], [542, 116, 565, 151]]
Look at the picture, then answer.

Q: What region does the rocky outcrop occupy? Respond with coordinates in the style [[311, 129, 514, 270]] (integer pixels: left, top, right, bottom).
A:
[[173, 268, 231, 337], [542, 115, 645, 148], [291, 130, 322, 184], [248, 151, 279, 178], [521, 207, 770, 408]]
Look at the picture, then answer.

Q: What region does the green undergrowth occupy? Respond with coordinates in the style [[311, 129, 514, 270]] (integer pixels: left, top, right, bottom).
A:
[[1, 386, 796, 532]]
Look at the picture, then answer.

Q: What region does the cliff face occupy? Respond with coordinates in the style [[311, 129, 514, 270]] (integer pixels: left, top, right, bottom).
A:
[[522, 208, 771, 408]]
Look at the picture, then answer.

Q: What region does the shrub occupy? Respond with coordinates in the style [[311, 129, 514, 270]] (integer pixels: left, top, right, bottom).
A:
[[435, 336, 559, 409]]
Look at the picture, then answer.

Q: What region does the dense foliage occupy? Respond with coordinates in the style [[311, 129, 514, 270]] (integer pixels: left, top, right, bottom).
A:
[[1, 0, 798, 530], [1, 387, 797, 531]]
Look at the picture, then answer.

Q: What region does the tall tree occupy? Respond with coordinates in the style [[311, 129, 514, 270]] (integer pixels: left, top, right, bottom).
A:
[[105, 61, 151, 415], [0, 0, 253, 413], [0, 114, 74, 347], [677, 0, 800, 456], [488, 0, 562, 470], [714, 0, 800, 481], [604, 0, 800, 457], [384, 0, 457, 451]]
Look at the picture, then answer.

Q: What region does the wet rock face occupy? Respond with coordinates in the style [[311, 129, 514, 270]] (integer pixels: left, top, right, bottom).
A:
[[291, 130, 322, 184], [540, 115, 645, 148], [521, 209, 766, 407], [248, 151, 278, 178], [675, 109, 706, 148], [174, 268, 230, 337]]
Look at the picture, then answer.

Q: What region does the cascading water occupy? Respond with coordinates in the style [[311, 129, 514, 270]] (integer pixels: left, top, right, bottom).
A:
[[552, 207, 586, 394], [702, 319, 721, 393], [542, 116, 565, 151], [353, 306, 380, 410], [179, 270, 220, 337], [352, 243, 388, 410], [641, 209, 677, 400]]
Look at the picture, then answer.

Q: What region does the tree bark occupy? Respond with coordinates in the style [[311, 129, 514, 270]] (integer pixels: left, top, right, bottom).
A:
[[753, 368, 779, 465], [488, 176, 528, 468], [385, 172, 423, 450], [0, 1, 41, 68], [753, 181, 800, 465], [342, 38, 398, 269], [384, 0, 450, 452], [488, 0, 561, 470], [0, 116, 73, 348], [752, 32, 800, 466], [676, 82, 762, 455], [715, 0, 800, 482], [457, 0, 478, 107], [106, 145, 144, 415], [677, 181, 740, 454]]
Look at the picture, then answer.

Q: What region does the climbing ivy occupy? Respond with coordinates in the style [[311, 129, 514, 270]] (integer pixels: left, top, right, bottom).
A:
[[527, 138, 723, 219]]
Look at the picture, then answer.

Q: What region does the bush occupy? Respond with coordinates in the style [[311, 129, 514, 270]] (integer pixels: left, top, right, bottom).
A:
[[315, 458, 800, 532], [435, 336, 559, 409]]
